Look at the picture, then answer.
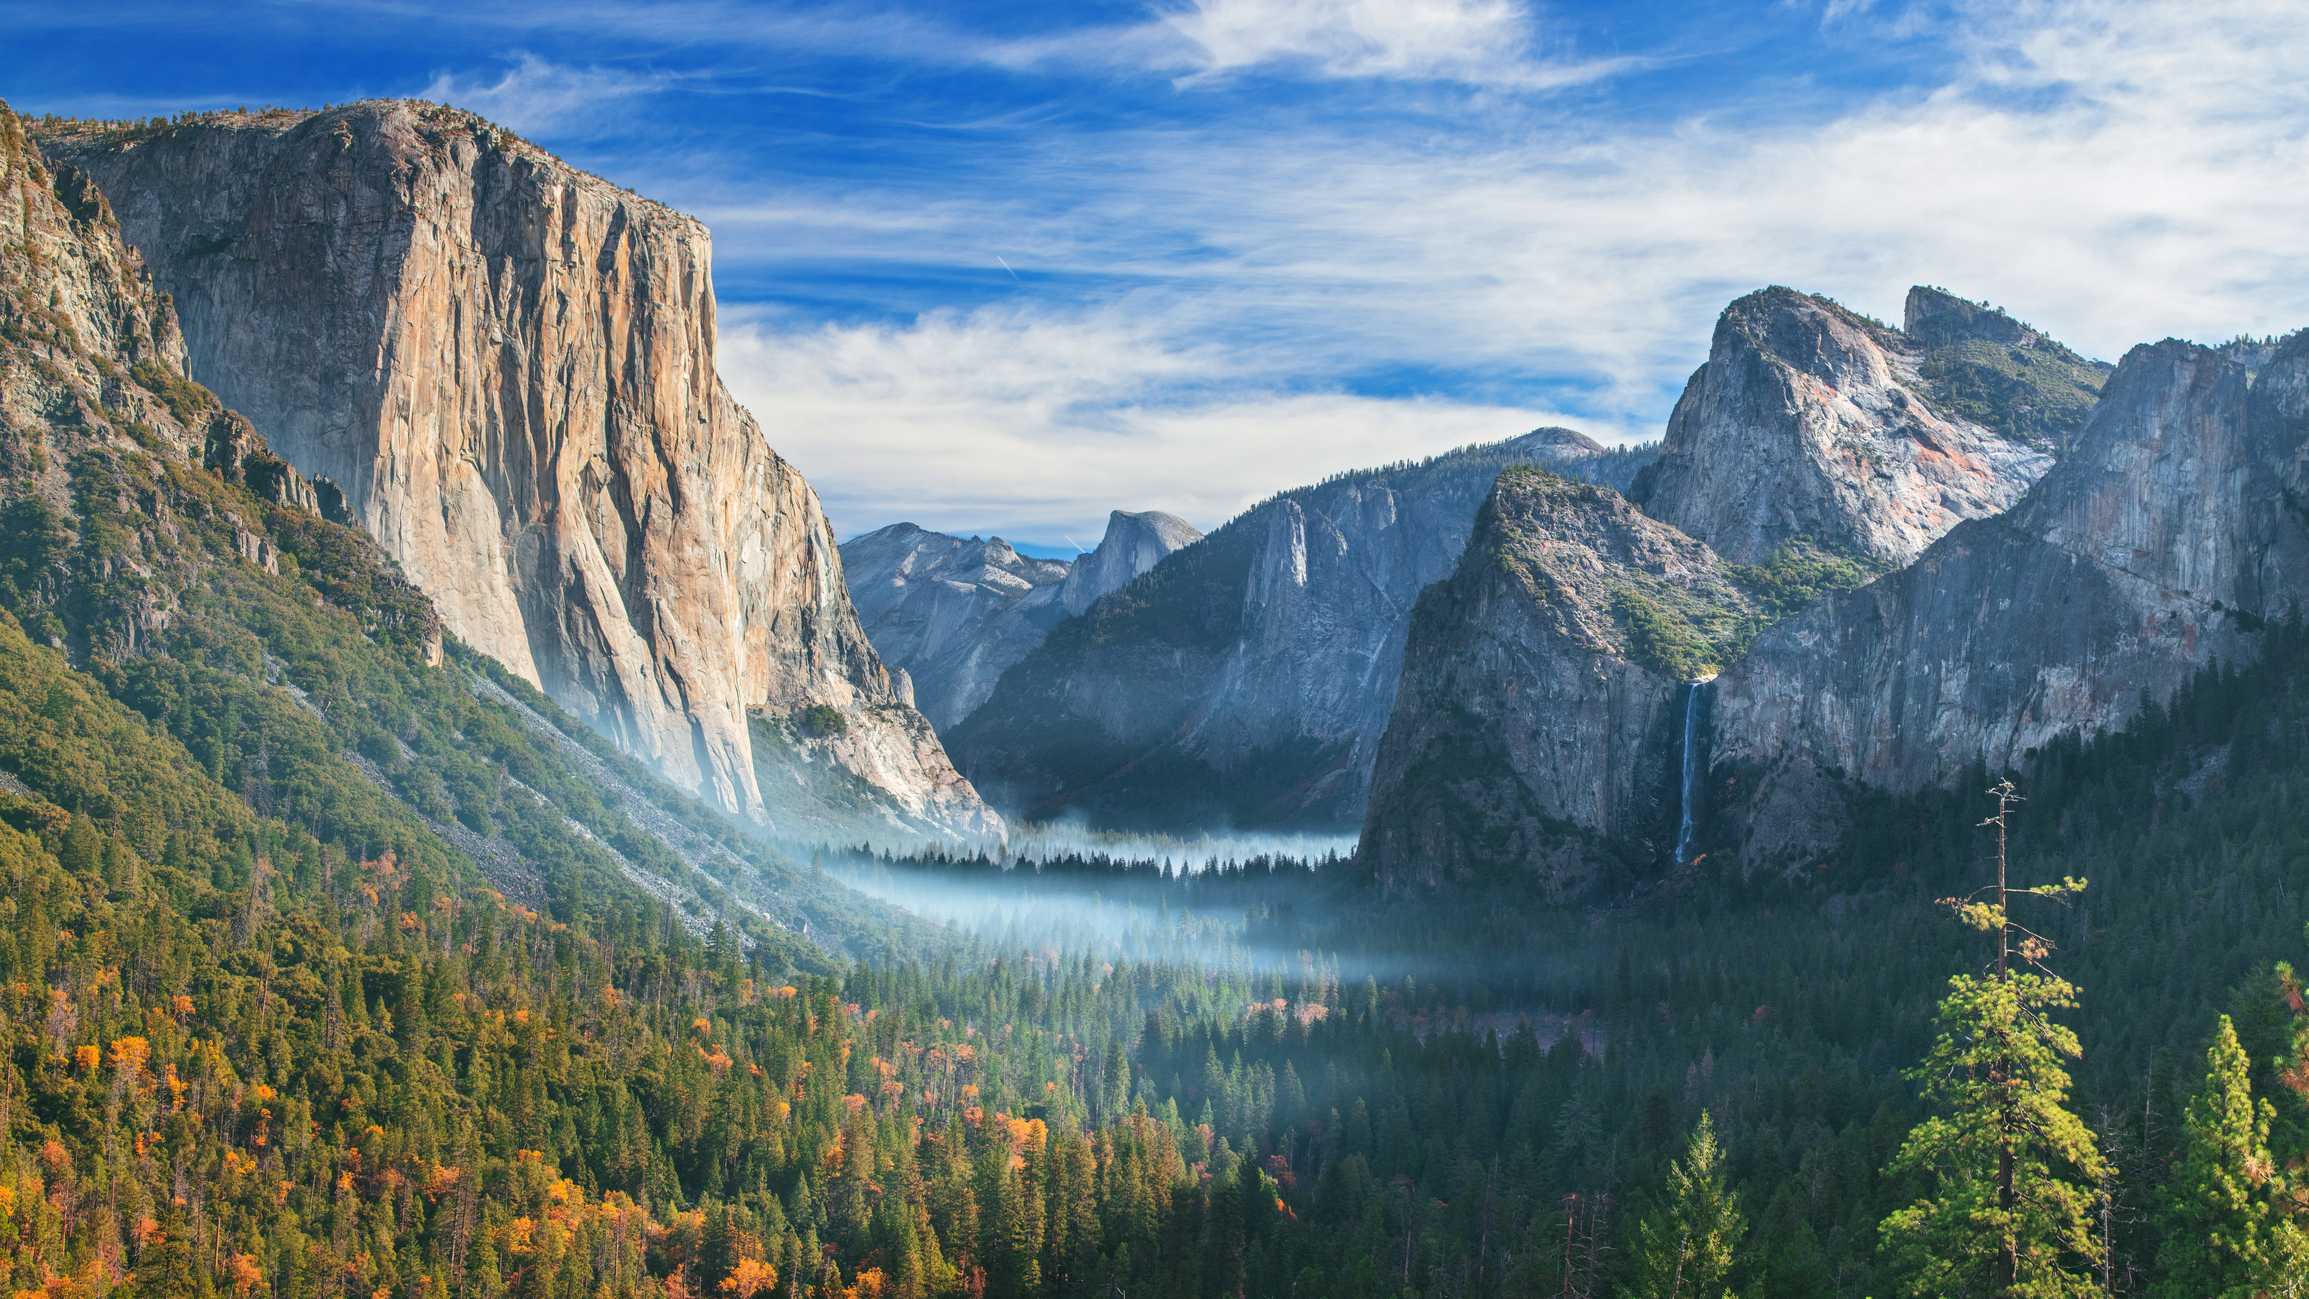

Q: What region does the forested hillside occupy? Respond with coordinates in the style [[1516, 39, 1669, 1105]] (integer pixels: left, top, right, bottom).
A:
[[859, 627, 2309, 1296], [8, 88, 2309, 1299]]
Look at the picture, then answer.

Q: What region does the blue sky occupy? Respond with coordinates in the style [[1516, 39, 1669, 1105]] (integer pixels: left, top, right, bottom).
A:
[[6, 1, 2308, 548]]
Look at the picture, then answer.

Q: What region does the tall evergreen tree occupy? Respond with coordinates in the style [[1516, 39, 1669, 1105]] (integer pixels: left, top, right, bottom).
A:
[[2150, 1015, 2307, 1298], [1629, 1110, 1746, 1299], [1880, 781, 2109, 1297]]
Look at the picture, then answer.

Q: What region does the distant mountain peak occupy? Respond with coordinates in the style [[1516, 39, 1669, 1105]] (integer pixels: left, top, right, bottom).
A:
[[1061, 510, 1204, 616], [1506, 426, 1606, 456], [841, 509, 1197, 732]]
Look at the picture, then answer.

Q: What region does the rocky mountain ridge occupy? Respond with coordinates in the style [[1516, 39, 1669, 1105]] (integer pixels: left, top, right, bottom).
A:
[[950, 428, 1655, 827], [1352, 286, 2216, 893], [842, 509, 1201, 731], [1710, 329, 2309, 863], [36, 100, 995, 842], [1359, 468, 1755, 895], [1630, 286, 2105, 567]]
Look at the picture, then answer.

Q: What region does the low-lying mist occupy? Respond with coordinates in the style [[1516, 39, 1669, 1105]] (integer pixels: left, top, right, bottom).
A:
[[997, 821, 1358, 870], [821, 834, 1520, 995]]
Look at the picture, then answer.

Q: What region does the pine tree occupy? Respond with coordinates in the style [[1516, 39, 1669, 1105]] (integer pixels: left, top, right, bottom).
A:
[[1880, 781, 2109, 1297], [1629, 1110, 1746, 1299], [2149, 1015, 2307, 1298]]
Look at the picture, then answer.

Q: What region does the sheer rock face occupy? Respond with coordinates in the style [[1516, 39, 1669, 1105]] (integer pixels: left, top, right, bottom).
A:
[[842, 510, 1200, 731], [950, 428, 1648, 828], [1715, 334, 2309, 863], [1631, 286, 2100, 566], [1059, 510, 1203, 616], [39, 101, 994, 838], [1359, 469, 1754, 896], [2, 107, 186, 424]]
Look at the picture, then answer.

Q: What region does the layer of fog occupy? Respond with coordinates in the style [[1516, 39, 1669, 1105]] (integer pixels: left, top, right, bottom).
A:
[[823, 850, 1440, 987], [987, 821, 1359, 872]]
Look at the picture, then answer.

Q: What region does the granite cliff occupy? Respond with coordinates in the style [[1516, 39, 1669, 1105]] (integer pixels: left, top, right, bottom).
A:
[[842, 509, 1200, 731], [950, 428, 1655, 827], [1364, 322, 2309, 890], [1060, 509, 1204, 616], [1630, 286, 2104, 566], [1359, 468, 1754, 896], [38, 101, 994, 841], [1356, 286, 2124, 893], [1711, 331, 2309, 864]]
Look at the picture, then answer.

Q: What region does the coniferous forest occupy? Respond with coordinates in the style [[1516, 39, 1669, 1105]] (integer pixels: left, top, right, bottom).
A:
[[5, 368, 2309, 1295], [8, 11, 2309, 1295]]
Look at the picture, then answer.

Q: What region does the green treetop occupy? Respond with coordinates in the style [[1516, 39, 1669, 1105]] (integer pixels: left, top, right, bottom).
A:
[[1880, 781, 2109, 1298], [1630, 1110, 1746, 1299], [2151, 1014, 2307, 1298]]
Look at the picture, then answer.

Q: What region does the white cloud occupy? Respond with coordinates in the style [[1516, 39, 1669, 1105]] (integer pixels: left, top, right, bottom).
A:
[[418, 53, 671, 137], [719, 303, 1598, 541], [704, 0, 2309, 540], [402, 0, 1631, 91], [970, 0, 1634, 89], [1154, 0, 1551, 85]]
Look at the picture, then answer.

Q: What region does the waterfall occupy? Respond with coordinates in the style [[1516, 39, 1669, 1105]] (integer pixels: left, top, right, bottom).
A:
[[1674, 676, 1714, 866]]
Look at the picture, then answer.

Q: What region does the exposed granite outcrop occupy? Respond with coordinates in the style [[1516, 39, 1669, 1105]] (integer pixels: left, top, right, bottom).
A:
[[1059, 510, 1203, 616], [39, 101, 995, 839], [1631, 286, 2103, 566], [1358, 468, 1755, 896], [951, 428, 1652, 827], [1713, 333, 2309, 864], [1351, 287, 2118, 891]]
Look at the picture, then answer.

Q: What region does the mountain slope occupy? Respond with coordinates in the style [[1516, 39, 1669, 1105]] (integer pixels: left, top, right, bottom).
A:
[[1358, 468, 1756, 896], [0, 95, 914, 966], [36, 100, 994, 842], [950, 428, 1653, 827], [1630, 286, 2104, 566], [841, 509, 1201, 731], [1712, 331, 2309, 864]]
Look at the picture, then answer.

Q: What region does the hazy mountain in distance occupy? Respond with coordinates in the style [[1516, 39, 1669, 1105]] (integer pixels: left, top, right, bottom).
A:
[[842, 510, 1202, 731], [950, 428, 1655, 829]]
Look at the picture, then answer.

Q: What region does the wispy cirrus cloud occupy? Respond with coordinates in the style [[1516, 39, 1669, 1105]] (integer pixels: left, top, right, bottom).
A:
[[297, 0, 1640, 93], [692, 0, 2309, 541], [976, 0, 1637, 90], [1149, 0, 1604, 87], [417, 52, 676, 137], [720, 301, 1603, 539]]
